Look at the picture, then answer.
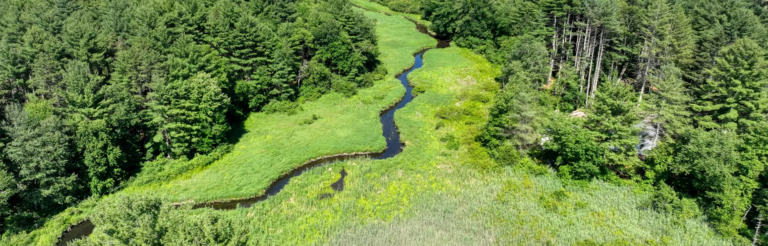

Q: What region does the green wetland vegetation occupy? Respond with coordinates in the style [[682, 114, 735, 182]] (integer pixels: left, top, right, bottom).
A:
[[2, 0, 768, 245]]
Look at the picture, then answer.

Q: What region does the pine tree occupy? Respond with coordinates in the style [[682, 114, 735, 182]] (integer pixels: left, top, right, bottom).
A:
[[669, 129, 759, 237], [148, 72, 230, 159], [684, 0, 766, 85], [635, 0, 695, 104], [640, 64, 692, 152], [63, 61, 140, 195], [3, 105, 79, 211], [269, 38, 298, 101], [692, 38, 768, 132], [586, 80, 642, 176], [61, 10, 111, 76], [481, 83, 543, 153]]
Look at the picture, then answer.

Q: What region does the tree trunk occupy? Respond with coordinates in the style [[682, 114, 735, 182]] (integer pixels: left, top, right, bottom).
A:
[[584, 29, 596, 106], [162, 129, 172, 158], [618, 63, 627, 82], [590, 31, 605, 99], [575, 18, 587, 72], [590, 29, 606, 103], [547, 16, 558, 83], [754, 214, 763, 246], [741, 205, 753, 229], [637, 20, 658, 106]]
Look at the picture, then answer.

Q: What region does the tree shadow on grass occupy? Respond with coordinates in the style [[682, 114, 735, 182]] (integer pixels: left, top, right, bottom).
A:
[[226, 121, 249, 144]]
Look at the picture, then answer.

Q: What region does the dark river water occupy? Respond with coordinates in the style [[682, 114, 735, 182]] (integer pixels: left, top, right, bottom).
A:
[[191, 51, 427, 210], [55, 220, 94, 246], [57, 16, 449, 246]]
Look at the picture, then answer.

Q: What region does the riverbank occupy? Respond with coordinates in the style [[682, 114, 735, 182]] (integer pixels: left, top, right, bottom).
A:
[[7, 4, 734, 246], [119, 7, 436, 203]]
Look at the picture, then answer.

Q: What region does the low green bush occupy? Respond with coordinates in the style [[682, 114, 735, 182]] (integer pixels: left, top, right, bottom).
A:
[[262, 100, 303, 115], [299, 114, 321, 125], [332, 77, 358, 97]]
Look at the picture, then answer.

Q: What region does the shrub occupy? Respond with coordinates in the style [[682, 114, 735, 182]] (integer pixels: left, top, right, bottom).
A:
[[299, 114, 321, 125], [493, 144, 521, 166], [332, 77, 358, 97], [542, 118, 606, 180], [440, 134, 460, 150], [412, 85, 427, 96], [649, 183, 702, 222], [435, 105, 462, 120], [262, 100, 302, 115], [130, 144, 233, 187]]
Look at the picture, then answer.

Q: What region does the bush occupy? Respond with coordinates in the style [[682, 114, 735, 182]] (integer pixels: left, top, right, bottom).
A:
[[412, 85, 427, 96], [299, 114, 321, 125], [516, 157, 549, 176], [649, 183, 702, 222], [440, 134, 460, 150], [262, 100, 303, 115], [435, 105, 462, 120], [131, 144, 233, 187], [356, 72, 376, 88], [332, 77, 357, 97], [542, 118, 606, 180], [493, 144, 521, 166]]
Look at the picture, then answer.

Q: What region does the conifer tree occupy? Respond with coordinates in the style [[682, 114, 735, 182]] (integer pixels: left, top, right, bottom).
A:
[[692, 38, 768, 132], [3, 105, 78, 211], [640, 65, 692, 148], [148, 72, 230, 159], [586, 81, 642, 176]]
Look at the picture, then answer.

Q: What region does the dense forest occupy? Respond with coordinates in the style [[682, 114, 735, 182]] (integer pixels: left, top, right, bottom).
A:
[[0, 0, 381, 234], [419, 0, 768, 241]]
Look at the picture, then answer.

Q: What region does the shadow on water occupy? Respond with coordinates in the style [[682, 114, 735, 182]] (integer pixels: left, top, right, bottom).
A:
[[56, 220, 94, 246], [58, 13, 446, 245], [411, 21, 451, 48]]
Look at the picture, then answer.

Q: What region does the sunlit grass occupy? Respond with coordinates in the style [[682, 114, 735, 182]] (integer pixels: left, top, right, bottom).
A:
[[348, 0, 431, 27], [212, 42, 732, 245], [121, 9, 436, 203], [13, 7, 734, 246], [7, 8, 436, 245]]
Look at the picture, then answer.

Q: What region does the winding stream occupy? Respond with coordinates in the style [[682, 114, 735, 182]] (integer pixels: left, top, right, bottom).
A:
[[56, 16, 449, 246]]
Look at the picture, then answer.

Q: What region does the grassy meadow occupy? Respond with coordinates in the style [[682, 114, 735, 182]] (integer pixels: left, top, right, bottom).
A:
[[349, 0, 431, 26], [209, 41, 732, 245], [120, 8, 437, 203], [12, 4, 735, 246]]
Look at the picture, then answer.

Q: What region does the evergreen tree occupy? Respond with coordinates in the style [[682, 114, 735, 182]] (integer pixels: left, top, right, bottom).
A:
[[148, 72, 230, 159], [683, 0, 767, 84], [3, 105, 79, 212], [586, 81, 642, 176], [481, 83, 543, 153], [692, 38, 768, 132], [269, 38, 298, 101], [668, 129, 759, 237], [634, 0, 695, 104], [63, 61, 140, 195], [639, 64, 692, 152]]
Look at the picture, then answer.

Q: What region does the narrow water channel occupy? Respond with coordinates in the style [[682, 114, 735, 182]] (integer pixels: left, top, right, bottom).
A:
[[57, 17, 449, 246], [192, 50, 428, 210], [55, 220, 94, 246]]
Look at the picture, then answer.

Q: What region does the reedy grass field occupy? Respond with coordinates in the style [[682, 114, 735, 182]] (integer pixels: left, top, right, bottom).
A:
[[9, 5, 735, 246]]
